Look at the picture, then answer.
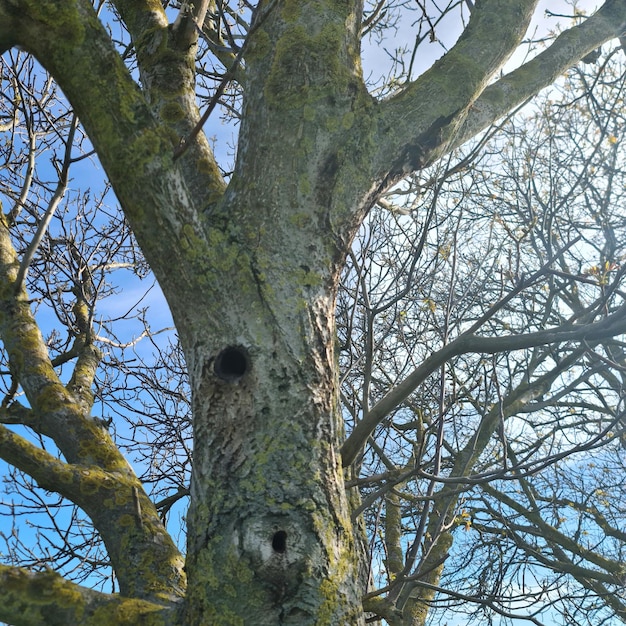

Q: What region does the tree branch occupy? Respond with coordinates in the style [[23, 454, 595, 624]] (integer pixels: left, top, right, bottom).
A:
[[171, 0, 211, 50], [341, 301, 626, 466], [367, 0, 626, 191], [0, 564, 174, 626], [0, 423, 91, 498], [0, 0, 225, 325], [14, 114, 78, 293], [372, 0, 539, 185], [111, 0, 225, 207], [451, 0, 626, 158], [0, 209, 187, 599], [483, 482, 623, 581], [0, 418, 187, 600], [0, 209, 112, 464]]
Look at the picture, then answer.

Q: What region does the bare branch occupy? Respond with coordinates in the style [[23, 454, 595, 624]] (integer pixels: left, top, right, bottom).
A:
[[14, 115, 78, 293]]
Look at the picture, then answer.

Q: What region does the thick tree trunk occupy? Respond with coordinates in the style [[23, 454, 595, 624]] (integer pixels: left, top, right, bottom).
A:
[[179, 4, 370, 620], [181, 272, 365, 624]]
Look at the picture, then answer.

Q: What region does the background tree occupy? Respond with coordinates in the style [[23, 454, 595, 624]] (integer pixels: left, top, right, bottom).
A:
[[340, 49, 626, 624], [1, 1, 626, 625]]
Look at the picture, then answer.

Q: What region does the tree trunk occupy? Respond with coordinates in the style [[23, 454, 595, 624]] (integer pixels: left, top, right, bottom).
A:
[[180, 5, 371, 620], [181, 246, 365, 624]]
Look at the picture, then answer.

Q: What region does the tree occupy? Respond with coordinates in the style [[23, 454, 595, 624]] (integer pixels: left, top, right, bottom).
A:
[[0, 1, 626, 625]]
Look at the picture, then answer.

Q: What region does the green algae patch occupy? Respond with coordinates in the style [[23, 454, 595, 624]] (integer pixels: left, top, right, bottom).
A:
[[315, 578, 341, 626], [184, 541, 265, 626], [246, 27, 272, 61], [159, 101, 186, 123], [264, 23, 350, 112], [23, 1, 86, 46], [2, 566, 89, 625], [89, 597, 169, 626], [28, 568, 82, 604], [341, 111, 355, 130]]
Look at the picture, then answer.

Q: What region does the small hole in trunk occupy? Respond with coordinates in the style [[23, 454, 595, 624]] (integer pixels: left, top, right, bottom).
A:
[[272, 530, 287, 553], [214, 346, 249, 382]]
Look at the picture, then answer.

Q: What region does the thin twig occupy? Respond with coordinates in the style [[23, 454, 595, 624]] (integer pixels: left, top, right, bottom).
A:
[[14, 115, 78, 294]]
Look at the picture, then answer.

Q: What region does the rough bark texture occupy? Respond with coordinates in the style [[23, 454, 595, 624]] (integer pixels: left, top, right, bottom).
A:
[[178, 6, 373, 621], [1, 0, 626, 624]]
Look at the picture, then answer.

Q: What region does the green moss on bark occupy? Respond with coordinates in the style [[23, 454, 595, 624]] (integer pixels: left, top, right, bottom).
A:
[[264, 23, 350, 111]]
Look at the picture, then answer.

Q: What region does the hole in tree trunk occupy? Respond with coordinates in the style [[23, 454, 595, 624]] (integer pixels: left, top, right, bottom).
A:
[[214, 346, 249, 382], [272, 530, 287, 553]]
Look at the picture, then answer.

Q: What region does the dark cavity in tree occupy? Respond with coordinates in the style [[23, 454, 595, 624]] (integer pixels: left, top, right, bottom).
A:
[[272, 530, 287, 553], [214, 346, 249, 382]]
